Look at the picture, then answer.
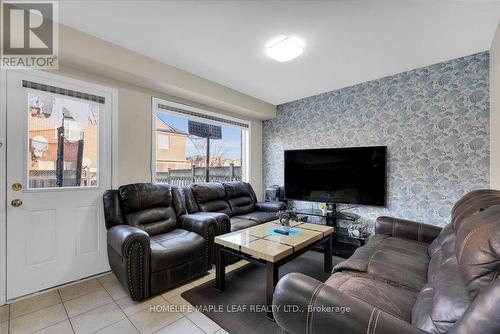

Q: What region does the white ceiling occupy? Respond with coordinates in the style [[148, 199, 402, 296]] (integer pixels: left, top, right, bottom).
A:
[[58, 0, 500, 105]]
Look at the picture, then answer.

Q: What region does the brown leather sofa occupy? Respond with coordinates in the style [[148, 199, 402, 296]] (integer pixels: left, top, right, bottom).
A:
[[273, 189, 500, 334], [184, 181, 285, 232], [103, 183, 226, 300]]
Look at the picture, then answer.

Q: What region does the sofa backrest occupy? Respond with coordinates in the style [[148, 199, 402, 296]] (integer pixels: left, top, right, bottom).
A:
[[223, 182, 257, 216], [455, 203, 500, 297], [184, 182, 258, 217], [114, 183, 179, 236], [186, 183, 232, 215], [451, 189, 500, 231], [412, 189, 500, 334]]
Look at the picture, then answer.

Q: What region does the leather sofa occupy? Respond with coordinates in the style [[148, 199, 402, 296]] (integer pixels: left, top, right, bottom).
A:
[[184, 181, 285, 232], [273, 189, 500, 334], [103, 183, 225, 300]]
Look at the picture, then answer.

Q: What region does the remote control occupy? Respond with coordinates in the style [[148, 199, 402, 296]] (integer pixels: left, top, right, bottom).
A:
[[274, 228, 289, 235]]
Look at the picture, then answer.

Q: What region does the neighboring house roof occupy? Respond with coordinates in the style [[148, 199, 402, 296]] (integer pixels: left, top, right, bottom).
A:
[[155, 114, 188, 135]]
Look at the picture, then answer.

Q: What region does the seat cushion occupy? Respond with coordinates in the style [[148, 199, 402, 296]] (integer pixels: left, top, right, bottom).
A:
[[150, 229, 206, 272], [326, 272, 418, 321], [233, 211, 278, 224], [334, 235, 430, 291], [230, 217, 259, 231]]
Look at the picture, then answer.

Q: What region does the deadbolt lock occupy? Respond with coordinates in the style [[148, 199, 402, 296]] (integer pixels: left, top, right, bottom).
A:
[[11, 199, 23, 207], [11, 183, 22, 191]]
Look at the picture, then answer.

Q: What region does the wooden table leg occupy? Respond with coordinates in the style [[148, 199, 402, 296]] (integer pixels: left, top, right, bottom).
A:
[[324, 234, 333, 273], [215, 244, 225, 291], [266, 261, 279, 321]]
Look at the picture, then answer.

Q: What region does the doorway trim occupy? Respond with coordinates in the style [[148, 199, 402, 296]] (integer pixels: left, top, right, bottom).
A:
[[0, 70, 6, 306], [0, 69, 119, 305]]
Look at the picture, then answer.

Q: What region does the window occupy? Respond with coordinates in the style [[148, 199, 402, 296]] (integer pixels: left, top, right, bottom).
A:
[[152, 98, 249, 186], [158, 134, 170, 149]]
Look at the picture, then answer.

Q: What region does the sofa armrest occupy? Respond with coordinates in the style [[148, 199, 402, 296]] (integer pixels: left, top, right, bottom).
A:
[[273, 273, 428, 334], [255, 201, 285, 212], [179, 213, 220, 236], [179, 212, 225, 268], [108, 225, 150, 257], [107, 225, 150, 300], [376, 216, 442, 243]]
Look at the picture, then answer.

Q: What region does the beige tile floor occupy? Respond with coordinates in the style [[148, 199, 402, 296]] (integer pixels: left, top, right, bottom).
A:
[[0, 261, 249, 334]]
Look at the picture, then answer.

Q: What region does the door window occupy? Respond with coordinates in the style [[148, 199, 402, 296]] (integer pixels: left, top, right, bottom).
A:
[[27, 92, 99, 188]]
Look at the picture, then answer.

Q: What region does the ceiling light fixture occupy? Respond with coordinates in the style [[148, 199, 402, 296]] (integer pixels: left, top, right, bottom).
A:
[[265, 36, 304, 62]]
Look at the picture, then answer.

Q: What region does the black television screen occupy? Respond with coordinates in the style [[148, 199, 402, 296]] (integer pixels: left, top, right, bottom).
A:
[[284, 146, 386, 206]]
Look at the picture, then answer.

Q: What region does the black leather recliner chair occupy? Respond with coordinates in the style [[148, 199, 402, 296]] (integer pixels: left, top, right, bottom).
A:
[[184, 181, 285, 232], [103, 183, 225, 300]]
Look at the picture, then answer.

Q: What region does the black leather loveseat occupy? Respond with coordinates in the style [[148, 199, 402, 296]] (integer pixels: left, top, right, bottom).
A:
[[103, 183, 226, 300], [184, 181, 285, 232], [272, 189, 500, 334]]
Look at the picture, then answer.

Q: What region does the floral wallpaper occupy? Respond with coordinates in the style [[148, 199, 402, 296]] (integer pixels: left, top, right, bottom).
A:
[[263, 52, 489, 228]]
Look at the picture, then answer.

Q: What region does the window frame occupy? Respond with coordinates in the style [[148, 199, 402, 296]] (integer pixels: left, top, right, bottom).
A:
[[151, 97, 251, 184]]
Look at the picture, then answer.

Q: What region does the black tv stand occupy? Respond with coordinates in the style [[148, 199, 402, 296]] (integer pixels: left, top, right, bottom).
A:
[[293, 206, 364, 258], [293, 207, 359, 226]]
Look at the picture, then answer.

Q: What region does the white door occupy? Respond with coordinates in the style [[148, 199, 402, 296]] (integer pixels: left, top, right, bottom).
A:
[[6, 71, 112, 299]]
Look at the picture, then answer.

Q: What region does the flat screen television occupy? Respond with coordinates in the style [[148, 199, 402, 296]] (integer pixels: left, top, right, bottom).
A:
[[284, 146, 387, 206]]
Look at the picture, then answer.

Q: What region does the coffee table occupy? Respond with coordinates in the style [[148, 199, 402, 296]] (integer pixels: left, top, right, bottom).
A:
[[214, 220, 333, 320]]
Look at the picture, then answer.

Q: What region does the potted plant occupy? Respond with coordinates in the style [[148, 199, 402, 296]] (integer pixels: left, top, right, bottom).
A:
[[319, 204, 328, 215]]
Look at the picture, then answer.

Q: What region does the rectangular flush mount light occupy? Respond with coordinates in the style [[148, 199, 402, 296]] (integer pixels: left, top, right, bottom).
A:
[[265, 36, 304, 62]]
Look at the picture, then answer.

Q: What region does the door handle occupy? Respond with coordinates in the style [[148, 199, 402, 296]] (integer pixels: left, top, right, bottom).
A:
[[11, 199, 23, 207]]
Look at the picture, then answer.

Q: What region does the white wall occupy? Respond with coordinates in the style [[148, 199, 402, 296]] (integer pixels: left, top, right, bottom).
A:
[[491, 21, 500, 190]]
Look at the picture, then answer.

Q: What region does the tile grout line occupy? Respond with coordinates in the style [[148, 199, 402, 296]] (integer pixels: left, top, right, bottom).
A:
[[8, 281, 105, 323], [58, 289, 76, 334], [150, 315, 196, 334], [88, 316, 129, 334], [30, 319, 69, 334], [84, 278, 131, 334], [124, 293, 188, 334], [108, 275, 142, 334], [19, 291, 73, 334], [187, 314, 215, 334], [9, 305, 68, 334], [7, 270, 227, 334], [98, 276, 128, 302], [8, 299, 61, 321], [161, 292, 220, 334], [124, 317, 141, 334], [76, 300, 125, 334]]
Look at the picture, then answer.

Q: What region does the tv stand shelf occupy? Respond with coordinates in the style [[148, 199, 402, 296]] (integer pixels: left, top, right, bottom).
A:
[[294, 208, 359, 222], [293, 208, 367, 258]]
